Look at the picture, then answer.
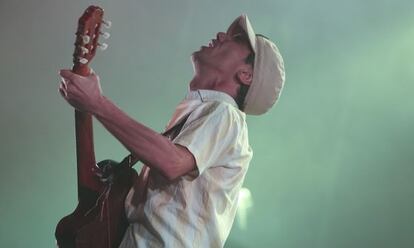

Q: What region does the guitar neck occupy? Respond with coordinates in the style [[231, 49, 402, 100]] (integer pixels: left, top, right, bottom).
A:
[[69, 5, 107, 195], [73, 65, 102, 194]]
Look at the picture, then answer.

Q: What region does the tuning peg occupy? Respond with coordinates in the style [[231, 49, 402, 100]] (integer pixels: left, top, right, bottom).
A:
[[100, 31, 110, 39], [98, 43, 108, 50], [82, 35, 91, 44], [79, 57, 89, 64], [80, 46, 89, 54], [102, 20, 112, 28]]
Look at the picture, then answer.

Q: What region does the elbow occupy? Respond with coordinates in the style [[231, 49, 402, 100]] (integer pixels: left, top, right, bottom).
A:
[[162, 159, 188, 182], [164, 169, 180, 182], [161, 146, 196, 182]]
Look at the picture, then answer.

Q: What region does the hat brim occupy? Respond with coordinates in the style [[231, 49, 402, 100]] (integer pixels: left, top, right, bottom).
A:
[[226, 14, 257, 53]]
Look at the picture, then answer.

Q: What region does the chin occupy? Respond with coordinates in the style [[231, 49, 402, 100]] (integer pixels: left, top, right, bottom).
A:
[[190, 51, 198, 61], [190, 52, 205, 69], [190, 54, 198, 69], [192, 46, 210, 57], [191, 48, 204, 59]]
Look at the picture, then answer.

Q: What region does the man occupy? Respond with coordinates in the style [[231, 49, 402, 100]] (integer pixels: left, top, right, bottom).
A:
[[59, 14, 285, 247]]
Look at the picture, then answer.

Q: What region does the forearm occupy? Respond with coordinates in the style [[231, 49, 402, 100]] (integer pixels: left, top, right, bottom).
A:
[[92, 96, 193, 180]]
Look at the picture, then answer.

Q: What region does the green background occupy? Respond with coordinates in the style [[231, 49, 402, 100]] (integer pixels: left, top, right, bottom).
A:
[[1, 0, 413, 247]]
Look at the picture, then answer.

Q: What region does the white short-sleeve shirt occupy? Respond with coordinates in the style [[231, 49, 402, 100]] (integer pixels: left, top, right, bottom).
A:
[[119, 90, 253, 248]]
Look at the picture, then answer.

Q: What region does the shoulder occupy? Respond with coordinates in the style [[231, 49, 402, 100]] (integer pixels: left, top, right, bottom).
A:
[[186, 100, 246, 128]]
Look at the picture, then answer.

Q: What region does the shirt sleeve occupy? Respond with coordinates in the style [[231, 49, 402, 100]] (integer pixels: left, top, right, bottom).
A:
[[172, 101, 244, 176]]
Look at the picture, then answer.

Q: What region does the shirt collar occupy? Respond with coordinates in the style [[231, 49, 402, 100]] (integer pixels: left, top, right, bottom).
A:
[[185, 89, 238, 108]]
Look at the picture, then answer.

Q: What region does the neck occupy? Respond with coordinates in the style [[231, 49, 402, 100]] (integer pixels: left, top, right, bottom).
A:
[[189, 68, 238, 99]]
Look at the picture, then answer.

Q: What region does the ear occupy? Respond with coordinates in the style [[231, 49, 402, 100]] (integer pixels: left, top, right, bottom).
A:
[[236, 65, 253, 86]]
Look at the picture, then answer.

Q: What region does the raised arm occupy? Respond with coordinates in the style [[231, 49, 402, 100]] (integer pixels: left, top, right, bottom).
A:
[[59, 69, 195, 180]]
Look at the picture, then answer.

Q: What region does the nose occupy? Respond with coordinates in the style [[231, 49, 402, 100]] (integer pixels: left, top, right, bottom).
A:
[[216, 32, 227, 42]]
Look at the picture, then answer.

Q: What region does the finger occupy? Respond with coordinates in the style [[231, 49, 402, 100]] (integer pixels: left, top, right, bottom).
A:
[[59, 86, 67, 98], [60, 81, 70, 96], [95, 171, 104, 178], [92, 167, 104, 176], [59, 82, 67, 95], [60, 78, 68, 90]]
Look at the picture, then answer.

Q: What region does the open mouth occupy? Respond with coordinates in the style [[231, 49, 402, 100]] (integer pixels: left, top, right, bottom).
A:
[[208, 39, 217, 48]]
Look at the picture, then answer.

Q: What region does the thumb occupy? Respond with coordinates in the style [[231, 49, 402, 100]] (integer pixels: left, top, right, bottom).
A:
[[59, 69, 76, 80]]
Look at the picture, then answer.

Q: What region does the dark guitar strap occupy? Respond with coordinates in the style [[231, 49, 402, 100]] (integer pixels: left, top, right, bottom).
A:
[[122, 113, 192, 207]]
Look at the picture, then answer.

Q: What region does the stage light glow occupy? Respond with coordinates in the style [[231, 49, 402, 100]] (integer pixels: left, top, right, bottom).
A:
[[237, 187, 253, 230]]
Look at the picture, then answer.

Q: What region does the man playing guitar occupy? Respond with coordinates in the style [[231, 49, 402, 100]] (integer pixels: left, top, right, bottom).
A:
[[59, 14, 285, 248]]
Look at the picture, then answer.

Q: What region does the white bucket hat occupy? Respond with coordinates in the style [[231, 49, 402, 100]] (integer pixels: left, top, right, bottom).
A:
[[227, 14, 286, 115]]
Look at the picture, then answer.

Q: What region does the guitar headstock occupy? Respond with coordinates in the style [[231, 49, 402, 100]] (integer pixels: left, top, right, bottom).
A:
[[72, 6, 111, 76]]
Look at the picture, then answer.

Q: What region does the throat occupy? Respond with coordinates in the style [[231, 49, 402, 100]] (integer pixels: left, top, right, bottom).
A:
[[189, 75, 238, 100]]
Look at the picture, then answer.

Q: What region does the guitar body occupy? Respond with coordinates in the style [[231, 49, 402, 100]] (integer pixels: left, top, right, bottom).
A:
[[55, 164, 137, 248], [55, 6, 139, 248]]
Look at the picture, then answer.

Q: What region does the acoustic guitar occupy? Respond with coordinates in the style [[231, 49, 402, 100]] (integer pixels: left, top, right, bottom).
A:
[[54, 6, 141, 248]]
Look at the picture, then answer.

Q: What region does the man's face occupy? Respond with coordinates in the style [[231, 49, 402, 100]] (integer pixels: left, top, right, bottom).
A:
[[191, 26, 253, 76]]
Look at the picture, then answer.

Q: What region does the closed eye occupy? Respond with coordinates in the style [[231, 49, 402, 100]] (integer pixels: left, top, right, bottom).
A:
[[232, 32, 249, 44]]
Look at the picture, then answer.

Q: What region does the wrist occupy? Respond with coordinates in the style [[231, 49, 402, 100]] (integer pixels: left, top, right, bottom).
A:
[[92, 95, 110, 117]]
